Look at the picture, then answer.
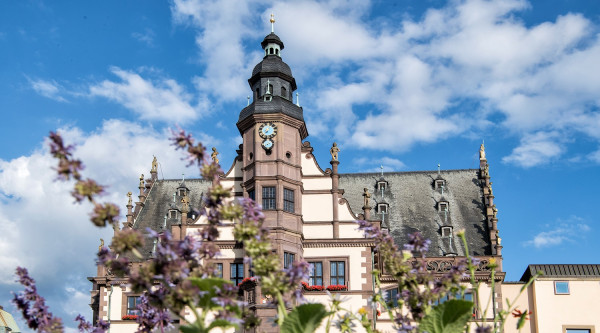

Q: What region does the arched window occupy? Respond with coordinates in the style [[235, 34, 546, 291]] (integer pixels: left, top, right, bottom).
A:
[[269, 48, 274, 55], [281, 86, 287, 98], [268, 84, 273, 94], [276, 49, 279, 55]]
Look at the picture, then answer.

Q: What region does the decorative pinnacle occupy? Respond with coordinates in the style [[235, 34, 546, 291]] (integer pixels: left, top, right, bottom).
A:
[[296, 92, 300, 107], [270, 13, 275, 33], [380, 165, 384, 177], [437, 163, 441, 175], [247, 95, 250, 106]]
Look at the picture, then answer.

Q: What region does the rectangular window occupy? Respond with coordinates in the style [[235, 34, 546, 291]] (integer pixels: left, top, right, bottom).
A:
[[566, 330, 591, 333], [330, 261, 345, 286], [555, 281, 570, 294], [262, 187, 276, 210], [215, 263, 223, 278], [230, 263, 244, 285], [385, 288, 399, 307], [283, 188, 295, 213], [284, 252, 295, 269], [308, 262, 323, 286], [127, 296, 141, 315], [248, 189, 255, 201]]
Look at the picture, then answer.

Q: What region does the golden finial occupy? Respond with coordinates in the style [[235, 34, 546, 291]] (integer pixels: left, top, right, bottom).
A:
[[139, 174, 144, 187], [270, 13, 275, 33], [479, 141, 486, 160], [127, 191, 132, 206]]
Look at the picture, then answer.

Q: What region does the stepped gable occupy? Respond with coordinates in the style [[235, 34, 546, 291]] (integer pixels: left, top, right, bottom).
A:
[[338, 169, 491, 256], [133, 178, 211, 259]]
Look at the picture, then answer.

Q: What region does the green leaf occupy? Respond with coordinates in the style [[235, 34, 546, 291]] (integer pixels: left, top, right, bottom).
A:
[[419, 300, 474, 333], [188, 277, 232, 310], [280, 303, 330, 333], [180, 324, 206, 333]]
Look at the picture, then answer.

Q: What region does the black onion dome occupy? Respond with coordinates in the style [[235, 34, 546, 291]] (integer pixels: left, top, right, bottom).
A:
[[251, 55, 293, 78], [261, 33, 284, 50]]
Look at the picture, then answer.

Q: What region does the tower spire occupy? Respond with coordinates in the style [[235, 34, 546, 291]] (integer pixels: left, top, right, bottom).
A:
[[270, 13, 275, 33]]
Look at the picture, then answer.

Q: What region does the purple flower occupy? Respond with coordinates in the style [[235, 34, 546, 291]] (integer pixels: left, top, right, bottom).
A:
[[135, 294, 171, 333], [75, 314, 109, 333], [12, 267, 64, 333]]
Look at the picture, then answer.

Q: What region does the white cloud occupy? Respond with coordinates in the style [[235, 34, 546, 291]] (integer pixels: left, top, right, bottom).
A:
[[523, 217, 590, 248], [132, 28, 155, 46], [502, 131, 564, 167], [0, 119, 215, 328], [354, 156, 406, 172], [28, 77, 68, 102], [171, 0, 261, 103], [89, 67, 204, 123]]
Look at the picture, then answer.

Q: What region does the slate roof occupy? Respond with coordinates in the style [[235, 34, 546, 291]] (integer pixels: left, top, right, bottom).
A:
[[238, 96, 304, 123], [339, 169, 491, 256], [251, 55, 293, 78], [133, 179, 212, 259], [520, 264, 600, 281]]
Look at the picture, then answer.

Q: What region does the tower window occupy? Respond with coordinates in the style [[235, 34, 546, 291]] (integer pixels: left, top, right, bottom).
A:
[[268, 84, 273, 94], [255, 88, 259, 99], [269, 48, 274, 55], [284, 252, 295, 269], [262, 186, 276, 210], [283, 188, 295, 213], [281, 86, 287, 98]]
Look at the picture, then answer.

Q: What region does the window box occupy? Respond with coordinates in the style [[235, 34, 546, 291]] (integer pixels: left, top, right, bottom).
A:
[[326, 285, 348, 291], [301, 282, 325, 291], [122, 315, 138, 321], [238, 277, 257, 288]]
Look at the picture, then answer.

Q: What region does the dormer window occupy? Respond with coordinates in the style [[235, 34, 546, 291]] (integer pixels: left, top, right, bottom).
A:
[[169, 210, 178, 219], [378, 203, 388, 213], [435, 179, 446, 190], [178, 188, 186, 196], [438, 202, 449, 212], [378, 181, 386, 192], [441, 226, 453, 237]]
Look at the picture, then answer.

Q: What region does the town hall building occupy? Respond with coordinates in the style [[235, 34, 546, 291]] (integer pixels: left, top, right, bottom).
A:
[[87, 25, 600, 333]]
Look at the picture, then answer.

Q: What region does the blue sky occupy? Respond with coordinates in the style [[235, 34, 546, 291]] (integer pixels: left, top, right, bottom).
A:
[[1, 0, 599, 330]]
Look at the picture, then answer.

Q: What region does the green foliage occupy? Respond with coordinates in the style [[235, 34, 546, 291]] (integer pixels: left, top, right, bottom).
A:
[[281, 303, 330, 333], [419, 300, 474, 333]]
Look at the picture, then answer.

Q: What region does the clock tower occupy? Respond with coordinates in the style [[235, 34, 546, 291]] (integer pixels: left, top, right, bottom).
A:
[[236, 29, 308, 268]]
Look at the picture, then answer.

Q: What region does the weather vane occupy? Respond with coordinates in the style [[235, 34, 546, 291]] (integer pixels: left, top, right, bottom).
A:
[[270, 13, 275, 33]]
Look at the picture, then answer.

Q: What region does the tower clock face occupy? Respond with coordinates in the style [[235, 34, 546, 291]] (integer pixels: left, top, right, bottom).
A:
[[262, 138, 274, 150], [259, 122, 278, 139]]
